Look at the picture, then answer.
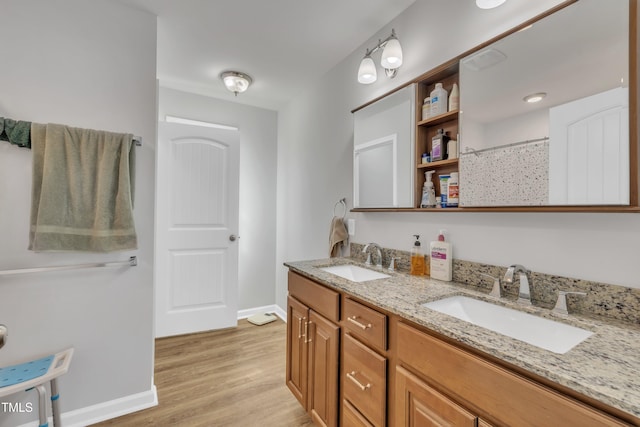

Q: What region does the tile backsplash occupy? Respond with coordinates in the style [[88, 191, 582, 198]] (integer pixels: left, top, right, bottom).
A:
[[459, 139, 548, 207], [351, 242, 640, 325]]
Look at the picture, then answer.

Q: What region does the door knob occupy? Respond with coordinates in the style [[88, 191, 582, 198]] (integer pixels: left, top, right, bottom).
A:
[[229, 234, 239, 242], [0, 324, 7, 349]]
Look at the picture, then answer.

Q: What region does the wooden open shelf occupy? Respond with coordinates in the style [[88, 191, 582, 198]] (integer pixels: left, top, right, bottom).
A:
[[417, 158, 458, 169]]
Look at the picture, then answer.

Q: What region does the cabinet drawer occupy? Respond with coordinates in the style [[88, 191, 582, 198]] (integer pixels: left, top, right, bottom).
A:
[[344, 298, 387, 351], [397, 322, 628, 427], [288, 271, 340, 322], [343, 333, 387, 427], [343, 399, 374, 427]]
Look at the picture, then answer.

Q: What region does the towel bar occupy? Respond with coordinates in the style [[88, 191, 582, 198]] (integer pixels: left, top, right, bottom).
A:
[[0, 256, 137, 277], [333, 198, 347, 218]]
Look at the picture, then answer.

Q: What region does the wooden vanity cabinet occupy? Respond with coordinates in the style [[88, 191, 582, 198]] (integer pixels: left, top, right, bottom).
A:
[[395, 321, 630, 427], [286, 270, 637, 427], [286, 272, 340, 427]]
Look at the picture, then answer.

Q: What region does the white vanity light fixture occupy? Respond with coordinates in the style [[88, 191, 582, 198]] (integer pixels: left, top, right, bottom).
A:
[[476, 0, 507, 9], [523, 92, 547, 103], [220, 71, 252, 96], [357, 29, 403, 84]]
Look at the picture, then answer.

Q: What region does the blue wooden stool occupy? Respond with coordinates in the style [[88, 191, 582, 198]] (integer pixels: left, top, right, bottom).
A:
[[0, 348, 73, 427]]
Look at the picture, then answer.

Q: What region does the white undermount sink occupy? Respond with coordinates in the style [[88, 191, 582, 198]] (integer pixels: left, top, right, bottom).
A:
[[320, 265, 390, 283], [422, 295, 593, 354]]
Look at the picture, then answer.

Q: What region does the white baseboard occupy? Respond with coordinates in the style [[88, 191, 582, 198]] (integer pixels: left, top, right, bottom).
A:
[[15, 307, 291, 426], [237, 304, 286, 322], [35, 386, 158, 427]]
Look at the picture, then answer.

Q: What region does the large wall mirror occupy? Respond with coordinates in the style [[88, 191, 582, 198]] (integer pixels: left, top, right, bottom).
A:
[[459, 0, 634, 207], [353, 84, 415, 208]]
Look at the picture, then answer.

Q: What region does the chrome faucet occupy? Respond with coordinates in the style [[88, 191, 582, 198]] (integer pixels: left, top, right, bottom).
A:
[[504, 264, 532, 305], [362, 243, 383, 268]]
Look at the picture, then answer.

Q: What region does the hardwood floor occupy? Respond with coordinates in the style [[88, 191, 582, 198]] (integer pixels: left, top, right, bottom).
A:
[[91, 319, 314, 427]]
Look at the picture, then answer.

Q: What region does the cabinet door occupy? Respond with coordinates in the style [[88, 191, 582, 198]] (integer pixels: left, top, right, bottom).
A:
[[395, 366, 476, 427], [286, 296, 309, 409], [308, 310, 340, 427], [353, 83, 415, 208]]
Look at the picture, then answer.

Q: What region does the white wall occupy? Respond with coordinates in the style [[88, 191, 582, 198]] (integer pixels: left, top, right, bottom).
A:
[[276, 0, 640, 311], [0, 1, 157, 425], [158, 87, 278, 311]]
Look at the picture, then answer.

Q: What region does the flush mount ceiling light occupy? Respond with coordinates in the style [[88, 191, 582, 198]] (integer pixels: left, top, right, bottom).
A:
[[357, 29, 403, 85], [476, 0, 507, 9], [220, 71, 252, 96], [523, 92, 547, 103]]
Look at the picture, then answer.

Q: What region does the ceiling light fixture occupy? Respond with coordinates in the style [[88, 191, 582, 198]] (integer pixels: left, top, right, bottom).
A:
[[523, 92, 547, 103], [357, 29, 403, 85], [220, 71, 252, 96], [476, 0, 507, 9]]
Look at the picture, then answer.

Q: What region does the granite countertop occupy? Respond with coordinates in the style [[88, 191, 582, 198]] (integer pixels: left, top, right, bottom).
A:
[[285, 257, 640, 421]]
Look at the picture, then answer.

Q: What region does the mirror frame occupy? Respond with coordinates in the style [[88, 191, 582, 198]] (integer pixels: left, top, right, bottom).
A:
[[352, 0, 639, 213]]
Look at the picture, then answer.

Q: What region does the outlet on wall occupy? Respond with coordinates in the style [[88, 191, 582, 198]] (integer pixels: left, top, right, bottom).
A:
[[347, 218, 356, 236]]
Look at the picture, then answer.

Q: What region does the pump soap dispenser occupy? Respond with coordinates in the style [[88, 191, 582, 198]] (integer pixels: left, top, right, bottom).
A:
[[430, 230, 452, 281], [410, 235, 425, 276], [421, 171, 437, 208]]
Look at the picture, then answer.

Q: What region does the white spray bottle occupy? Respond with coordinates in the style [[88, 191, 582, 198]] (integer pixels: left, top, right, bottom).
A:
[[421, 171, 437, 208]]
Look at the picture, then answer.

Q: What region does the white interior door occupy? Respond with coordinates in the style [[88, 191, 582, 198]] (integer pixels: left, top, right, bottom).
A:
[[549, 87, 629, 205], [155, 122, 240, 337]]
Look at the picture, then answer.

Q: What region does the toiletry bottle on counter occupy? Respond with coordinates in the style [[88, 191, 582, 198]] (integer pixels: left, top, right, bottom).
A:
[[430, 83, 448, 116], [447, 172, 459, 207], [421, 171, 437, 208], [448, 83, 459, 112], [410, 235, 425, 276], [430, 230, 452, 281]]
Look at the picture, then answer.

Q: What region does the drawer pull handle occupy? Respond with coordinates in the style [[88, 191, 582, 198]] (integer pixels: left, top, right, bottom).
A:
[[298, 317, 303, 339], [348, 316, 371, 330], [347, 371, 370, 391]]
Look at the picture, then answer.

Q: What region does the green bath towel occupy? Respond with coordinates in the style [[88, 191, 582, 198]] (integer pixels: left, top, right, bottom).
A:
[[0, 117, 32, 148], [29, 123, 137, 252]]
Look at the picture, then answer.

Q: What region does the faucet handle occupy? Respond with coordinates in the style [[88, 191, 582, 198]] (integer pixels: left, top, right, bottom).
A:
[[364, 252, 372, 266], [553, 290, 587, 316], [388, 257, 399, 271], [479, 273, 501, 298]]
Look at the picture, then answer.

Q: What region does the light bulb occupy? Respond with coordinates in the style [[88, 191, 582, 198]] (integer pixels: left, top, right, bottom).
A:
[[358, 56, 377, 84], [381, 38, 403, 69]]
